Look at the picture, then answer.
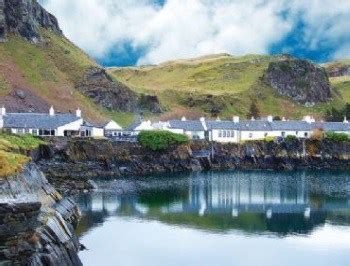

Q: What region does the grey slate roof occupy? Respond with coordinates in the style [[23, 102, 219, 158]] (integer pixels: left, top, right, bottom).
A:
[[169, 120, 205, 131], [239, 120, 272, 131], [315, 122, 350, 132], [125, 121, 142, 131], [3, 113, 81, 129], [206, 121, 240, 130], [270, 121, 313, 131]]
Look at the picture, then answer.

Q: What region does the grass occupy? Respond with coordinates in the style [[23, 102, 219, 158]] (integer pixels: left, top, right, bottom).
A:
[[109, 54, 350, 120], [0, 31, 134, 126], [0, 133, 45, 177]]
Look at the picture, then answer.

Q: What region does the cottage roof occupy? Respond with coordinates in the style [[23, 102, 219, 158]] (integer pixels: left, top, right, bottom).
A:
[[270, 121, 313, 131], [168, 120, 206, 131], [316, 122, 350, 132], [239, 120, 272, 131], [3, 113, 81, 129], [206, 121, 240, 130]]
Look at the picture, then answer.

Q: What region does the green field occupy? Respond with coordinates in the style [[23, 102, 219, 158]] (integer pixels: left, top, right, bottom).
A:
[[109, 54, 350, 120]]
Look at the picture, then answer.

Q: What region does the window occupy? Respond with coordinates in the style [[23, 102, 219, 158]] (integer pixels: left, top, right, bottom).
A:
[[218, 130, 222, 137], [296, 131, 299, 135], [264, 133, 268, 137], [25, 129, 30, 134], [249, 133, 253, 138], [18, 129, 24, 134], [223, 131, 227, 138], [282, 132, 286, 137], [231, 131, 235, 138], [304, 132, 308, 138], [32, 129, 38, 136]]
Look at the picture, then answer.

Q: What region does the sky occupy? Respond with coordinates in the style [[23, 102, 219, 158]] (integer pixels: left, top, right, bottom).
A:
[[39, 0, 350, 67]]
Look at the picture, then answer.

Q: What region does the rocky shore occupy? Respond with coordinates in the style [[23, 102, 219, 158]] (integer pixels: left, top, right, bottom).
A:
[[34, 138, 350, 194], [0, 163, 82, 265]]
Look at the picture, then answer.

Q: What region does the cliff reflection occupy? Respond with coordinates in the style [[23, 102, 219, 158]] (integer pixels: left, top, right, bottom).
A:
[[75, 171, 350, 237]]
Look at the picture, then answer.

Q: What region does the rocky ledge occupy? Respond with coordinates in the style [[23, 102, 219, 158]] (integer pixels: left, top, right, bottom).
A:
[[35, 138, 350, 194], [0, 164, 81, 265]]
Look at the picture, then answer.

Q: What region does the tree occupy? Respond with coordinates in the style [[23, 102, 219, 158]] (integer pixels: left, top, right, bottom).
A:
[[247, 97, 260, 119]]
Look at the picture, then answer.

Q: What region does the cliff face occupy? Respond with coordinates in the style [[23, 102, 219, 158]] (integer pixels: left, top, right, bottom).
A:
[[0, 0, 61, 42], [0, 164, 81, 265], [264, 57, 332, 105]]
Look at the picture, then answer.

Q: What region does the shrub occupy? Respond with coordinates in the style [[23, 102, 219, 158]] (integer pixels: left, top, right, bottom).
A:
[[311, 129, 324, 141], [285, 135, 298, 142], [138, 131, 189, 151], [325, 132, 349, 142]]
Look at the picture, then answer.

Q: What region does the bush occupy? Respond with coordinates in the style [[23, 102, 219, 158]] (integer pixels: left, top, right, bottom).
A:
[[138, 131, 189, 151], [325, 132, 349, 142], [285, 135, 298, 142]]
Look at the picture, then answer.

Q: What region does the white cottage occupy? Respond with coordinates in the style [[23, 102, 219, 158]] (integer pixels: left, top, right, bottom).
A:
[[103, 120, 123, 137], [0, 106, 83, 137]]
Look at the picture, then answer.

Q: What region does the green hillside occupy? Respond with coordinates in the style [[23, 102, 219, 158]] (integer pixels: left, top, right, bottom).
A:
[[109, 54, 349, 120], [0, 31, 134, 126]]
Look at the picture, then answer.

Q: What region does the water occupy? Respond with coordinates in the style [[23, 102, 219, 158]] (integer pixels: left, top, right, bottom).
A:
[[75, 170, 350, 266]]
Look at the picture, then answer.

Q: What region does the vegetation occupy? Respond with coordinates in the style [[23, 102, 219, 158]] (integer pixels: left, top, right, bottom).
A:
[[138, 131, 189, 151], [0, 133, 45, 177], [285, 135, 298, 142], [0, 31, 132, 126], [325, 132, 349, 142], [325, 103, 350, 121], [247, 97, 260, 119]]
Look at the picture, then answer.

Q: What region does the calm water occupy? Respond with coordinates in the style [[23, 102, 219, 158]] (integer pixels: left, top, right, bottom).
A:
[[75, 170, 350, 266]]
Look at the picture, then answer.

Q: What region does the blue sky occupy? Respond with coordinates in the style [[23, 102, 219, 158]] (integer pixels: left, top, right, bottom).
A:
[[40, 0, 350, 67]]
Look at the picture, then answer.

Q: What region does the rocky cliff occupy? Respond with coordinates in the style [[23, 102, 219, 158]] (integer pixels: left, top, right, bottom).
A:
[[264, 57, 332, 105], [0, 163, 82, 265], [0, 0, 61, 42]]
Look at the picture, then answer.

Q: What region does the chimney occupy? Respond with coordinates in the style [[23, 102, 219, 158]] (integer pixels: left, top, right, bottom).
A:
[[267, 115, 273, 122], [76, 108, 82, 118], [303, 115, 315, 124], [199, 117, 205, 122], [344, 117, 349, 124], [181, 116, 187, 121], [49, 106, 55, 116], [1, 106, 6, 116], [216, 117, 221, 121], [282, 117, 286, 121], [233, 116, 240, 123], [251, 117, 255, 121]]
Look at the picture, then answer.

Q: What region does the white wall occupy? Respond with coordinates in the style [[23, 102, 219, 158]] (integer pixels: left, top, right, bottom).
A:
[[185, 130, 205, 140], [210, 129, 239, 143], [134, 121, 155, 131], [57, 119, 83, 136], [92, 127, 104, 137], [104, 120, 122, 130]]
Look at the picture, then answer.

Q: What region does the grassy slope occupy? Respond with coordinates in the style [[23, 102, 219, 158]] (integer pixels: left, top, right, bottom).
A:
[[109, 54, 349, 120], [0, 31, 134, 126], [0, 133, 45, 177], [325, 60, 350, 104]]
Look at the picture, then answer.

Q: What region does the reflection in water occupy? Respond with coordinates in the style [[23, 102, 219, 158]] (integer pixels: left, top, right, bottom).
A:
[[75, 171, 350, 237]]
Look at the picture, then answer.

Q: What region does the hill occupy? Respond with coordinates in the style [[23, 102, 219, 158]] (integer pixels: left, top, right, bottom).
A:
[[0, 0, 161, 126], [109, 54, 350, 120]]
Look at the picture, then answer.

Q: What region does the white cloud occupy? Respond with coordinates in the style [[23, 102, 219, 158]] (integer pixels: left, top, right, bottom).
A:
[[40, 0, 350, 65]]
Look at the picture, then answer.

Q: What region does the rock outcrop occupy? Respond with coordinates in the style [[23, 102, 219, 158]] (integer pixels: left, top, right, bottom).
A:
[[75, 67, 139, 113], [0, 0, 62, 42], [0, 164, 81, 265], [327, 65, 350, 77], [264, 57, 332, 105]]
